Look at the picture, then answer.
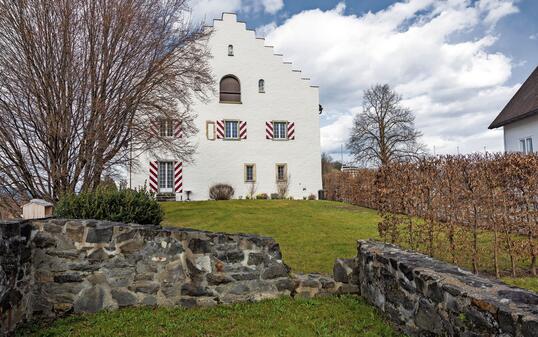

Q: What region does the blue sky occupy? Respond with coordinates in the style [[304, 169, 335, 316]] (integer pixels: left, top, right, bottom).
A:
[[192, 0, 538, 160]]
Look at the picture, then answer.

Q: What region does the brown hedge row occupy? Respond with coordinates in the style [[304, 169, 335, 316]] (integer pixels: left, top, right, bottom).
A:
[[324, 153, 538, 278]]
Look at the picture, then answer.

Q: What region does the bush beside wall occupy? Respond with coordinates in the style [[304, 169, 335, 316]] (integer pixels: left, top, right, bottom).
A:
[[55, 188, 163, 225]]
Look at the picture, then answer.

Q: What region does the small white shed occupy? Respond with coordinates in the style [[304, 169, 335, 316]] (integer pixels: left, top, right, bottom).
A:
[[22, 199, 54, 219]]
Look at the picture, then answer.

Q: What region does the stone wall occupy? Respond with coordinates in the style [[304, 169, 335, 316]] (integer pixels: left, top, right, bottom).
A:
[[29, 218, 295, 317], [0, 221, 33, 334], [7, 218, 537, 337], [1, 218, 355, 335], [0, 218, 304, 334], [347, 240, 538, 337]]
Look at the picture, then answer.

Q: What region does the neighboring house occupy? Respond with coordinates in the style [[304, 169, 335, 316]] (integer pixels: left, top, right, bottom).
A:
[[489, 66, 538, 154], [130, 13, 322, 201]]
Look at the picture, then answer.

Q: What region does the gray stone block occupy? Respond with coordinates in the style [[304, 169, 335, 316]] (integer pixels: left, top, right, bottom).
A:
[[261, 263, 288, 279], [111, 289, 138, 307], [86, 227, 113, 244]]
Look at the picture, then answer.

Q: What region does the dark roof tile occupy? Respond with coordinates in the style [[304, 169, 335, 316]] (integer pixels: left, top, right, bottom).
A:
[[489, 66, 538, 129]]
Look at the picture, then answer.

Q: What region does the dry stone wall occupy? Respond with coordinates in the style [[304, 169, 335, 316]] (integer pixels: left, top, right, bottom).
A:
[[0, 218, 302, 334], [4, 218, 538, 337], [348, 240, 538, 337], [30, 218, 295, 316], [0, 221, 33, 334]]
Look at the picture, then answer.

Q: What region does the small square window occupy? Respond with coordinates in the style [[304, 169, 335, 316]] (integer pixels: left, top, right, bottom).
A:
[[228, 45, 234, 56], [245, 164, 256, 182], [225, 120, 239, 139], [276, 164, 287, 182], [273, 122, 287, 140]]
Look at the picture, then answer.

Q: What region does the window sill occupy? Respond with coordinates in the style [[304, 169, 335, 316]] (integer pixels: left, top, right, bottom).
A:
[[223, 138, 241, 141], [219, 101, 242, 104], [245, 180, 256, 183]]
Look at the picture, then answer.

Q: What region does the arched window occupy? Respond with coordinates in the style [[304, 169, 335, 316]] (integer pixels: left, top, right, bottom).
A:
[[258, 79, 265, 93], [220, 75, 241, 103], [228, 45, 234, 56]]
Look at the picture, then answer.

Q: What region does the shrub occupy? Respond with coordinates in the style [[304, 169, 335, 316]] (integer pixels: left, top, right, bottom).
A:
[[209, 184, 234, 200], [270, 193, 280, 200], [256, 193, 268, 200], [55, 187, 163, 225], [308, 194, 316, 200]]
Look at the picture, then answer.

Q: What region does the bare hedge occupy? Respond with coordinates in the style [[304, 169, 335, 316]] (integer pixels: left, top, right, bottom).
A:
[[324, 153, 538, 278]]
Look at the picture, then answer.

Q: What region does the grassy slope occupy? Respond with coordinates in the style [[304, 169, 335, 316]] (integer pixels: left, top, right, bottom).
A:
[[162, 200, 379, 273], [21, 297, 405, 337], [501, 277, 538, 292], [162, 200, 538, 292]]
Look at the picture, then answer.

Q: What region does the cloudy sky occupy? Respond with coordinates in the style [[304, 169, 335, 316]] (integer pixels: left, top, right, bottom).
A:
[[191, 0, 538, 160]]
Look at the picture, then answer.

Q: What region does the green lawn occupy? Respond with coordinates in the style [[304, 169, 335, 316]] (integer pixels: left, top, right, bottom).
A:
[[501, 277, 538, 292], [162, 200, 379, 274], [162, 200, 538, 293], [20, 296, 404, 337]]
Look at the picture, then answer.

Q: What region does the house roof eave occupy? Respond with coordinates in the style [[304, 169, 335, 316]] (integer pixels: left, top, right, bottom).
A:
[[488, 108, 538, 129]]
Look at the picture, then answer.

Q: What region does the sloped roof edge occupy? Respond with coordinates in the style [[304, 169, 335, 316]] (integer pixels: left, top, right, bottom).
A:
[[489, 66, 538, 129]]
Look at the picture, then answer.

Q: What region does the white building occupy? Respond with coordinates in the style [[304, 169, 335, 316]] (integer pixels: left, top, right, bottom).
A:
[[130, 13, 323, 201], [489, 66, 538, 153]]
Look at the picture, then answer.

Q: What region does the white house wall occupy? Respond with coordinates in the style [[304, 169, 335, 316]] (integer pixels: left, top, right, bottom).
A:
[[504, 114, 538, 153], [130, 13, 322, 200]]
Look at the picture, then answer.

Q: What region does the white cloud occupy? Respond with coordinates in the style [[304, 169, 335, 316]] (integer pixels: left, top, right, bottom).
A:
[[190, 0, 241, 23], [531, 34, 538, 40], [320, 114, 354, 154], [256, 22, 277, 37], [333, 2, 346, 15], [478, 0, 519, 27], [260, 0, 284, 15], [266, 0, 519, 158], [241, 0, 284, 14], [190, 0, 283, 24]]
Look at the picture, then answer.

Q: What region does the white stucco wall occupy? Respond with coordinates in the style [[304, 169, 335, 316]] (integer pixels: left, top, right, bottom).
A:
[[504, 114, 538, 153], [130, 13, 323, 200]]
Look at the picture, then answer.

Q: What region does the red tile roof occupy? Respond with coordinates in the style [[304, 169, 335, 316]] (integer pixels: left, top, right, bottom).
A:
[[489, 66, 538, 129]]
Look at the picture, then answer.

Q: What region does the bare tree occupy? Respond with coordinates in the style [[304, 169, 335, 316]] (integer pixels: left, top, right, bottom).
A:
[[321, 152, 342, 176], [0, 0, 213, 213], [347, 84, 426, 166]]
